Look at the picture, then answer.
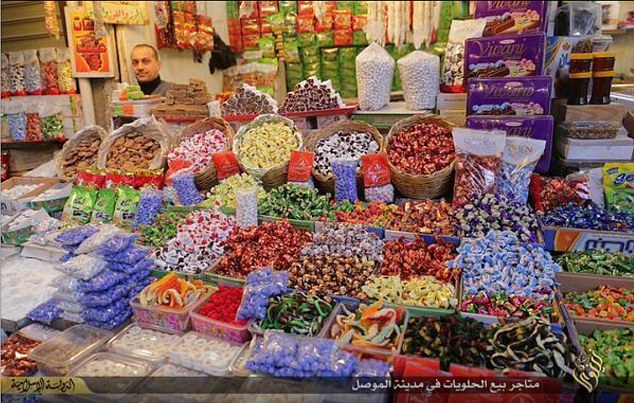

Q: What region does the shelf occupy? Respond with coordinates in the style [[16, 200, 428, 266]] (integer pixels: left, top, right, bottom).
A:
[[1, 139, 66, 149]]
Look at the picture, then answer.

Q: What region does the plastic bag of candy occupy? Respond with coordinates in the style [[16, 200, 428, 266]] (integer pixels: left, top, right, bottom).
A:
[[332, 159, 359, 203], [53, 289, 86, 303], [76, 270, 125, 293], [96, 233, 138, 255], [85, 308, 132, 330], [51, 275, 81, 292], [74, 225, 123, 255], [247, 331, 298, 371], [57, 300, 84, 313], [530, 173, 592, 213], [497, 137, 546, 205], [102, 245, 150, 265], [237, 267, 290, 320], [26, 299, 62, 325], [56, 255, 107, 281], [55, 225, 98, 247], [82, 299, 128, 323], [79, 281, 132, 308], [603, 162, 634, 214], [61, 311, 85, 323]]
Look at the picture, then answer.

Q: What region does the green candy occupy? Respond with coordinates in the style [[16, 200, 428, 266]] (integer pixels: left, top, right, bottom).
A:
[[259, 184, 331, 221], [557, 251, 634, 277]]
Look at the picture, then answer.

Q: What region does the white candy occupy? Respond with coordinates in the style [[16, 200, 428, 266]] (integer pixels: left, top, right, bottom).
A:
[[169, 333, 243, 376], [110, 325, 180, 360], [73, 355, 148, 376], [235, 187, 258, 229], [398, 51, 440, 110], [356, 43, 395, 111]]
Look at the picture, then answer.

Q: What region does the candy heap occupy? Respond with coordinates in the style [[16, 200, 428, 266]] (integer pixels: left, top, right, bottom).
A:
[[138, 273, 213, 309], [387, 121, 455, 175], [202, 173, 267, 210], [530, 174, 591, 213], [236, 121, 300, 169], [330, 300, 403, 350], [302, 222, 384, 262], [541, 203, 634, 233], [155, 209, 235, 274], [579, 328, 633, 388], [237, 267, 290, 321], [380, 238, 458, 282], [362, 276, 458, 309], [258, 184, 331, 220], [214, 220, 312, 278], [221, 84, 278, 116], [450, 231, 561, 319], [314, 131, 379, 177], [197, 286, 247, 326], [456, 193, 541, 243], [324, 200, 399, 228], [167, 129, 227, 173], [139, 211, 187, 250], [153, 78, 211, 119], [557, 251, 633, 277], [279, 77, 344, 113], [563, 286, 634, 322], [1, 333, 41, 376]]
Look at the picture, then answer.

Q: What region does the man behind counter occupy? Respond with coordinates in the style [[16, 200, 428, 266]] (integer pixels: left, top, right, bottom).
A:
[[130, 43, 172, 96]]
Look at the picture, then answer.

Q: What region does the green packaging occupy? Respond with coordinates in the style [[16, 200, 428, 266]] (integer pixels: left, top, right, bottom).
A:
[[283, 38, 301, 63], [339, 47, 357, 62], [91, 188, 116, 224], [113, 186, 141, 228], [316, 32, 334, 47], [603, 163, 634, 213], [321, 48, 339, 62], [337, 1, 354, 11], [298, 33, 316, 48], [62, 186, 97, 224], [279, 1, 297, 15], [353, 1, 368, 15], [303, 56, 320, 66], [301, 46, 320, 58], [353, 31, 368, 46], [259, 37, 276, 58]]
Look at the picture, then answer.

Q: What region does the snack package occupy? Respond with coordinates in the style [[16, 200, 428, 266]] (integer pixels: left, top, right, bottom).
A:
[[440, 19, 487, 93], [113, 186, 141, 228], [452, 128, 506, 208], [602, 163, 634, 214], [398, 51, 440, 110], [62, 186, 98, 224], [287, 150, 315, 188], [331, 158, 359, 203], [8, 51, 26, 96], [57, 48, 76, 94], [356, 43, 395, 111], [497, 137, 546, 205], [39, 47, 60, 95], [40, 103, 65, 140], [1, 53, 10, 98], [361, 154, 394, 203], [212, 151, 241, 182], [24, 100, 44, 142], [475, 1, 548, 36], [465, 33, 545, 79], [91, 188, 117, 224], [530, 173, 592, 213], [23, 49, 43, 95], [466, 77, 552, 116]]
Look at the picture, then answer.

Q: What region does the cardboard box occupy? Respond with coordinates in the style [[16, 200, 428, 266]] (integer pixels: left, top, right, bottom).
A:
[[555, 134, 633, 160], [27, 183, 72, 214], [8, 146, 59, 172], [436, 93, 467, 111], [554, 102, 627, 123], [0, 209, 50, 245], [438, 110, 466, 127], [1, 178, 59, 215], [20, 242, 66, 262]]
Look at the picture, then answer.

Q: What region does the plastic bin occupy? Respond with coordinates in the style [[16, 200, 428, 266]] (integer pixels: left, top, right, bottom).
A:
[[130, 289, 212, 334], [18, 323, 61, 342], [28, 325, 113, 376], [229, 336, 257, 376], [68, 352, 152, 395], [190, 305, 252, 344], [168, 332, 246, 376], [106, 324, 180, 365], [144, 363, 210, 403]]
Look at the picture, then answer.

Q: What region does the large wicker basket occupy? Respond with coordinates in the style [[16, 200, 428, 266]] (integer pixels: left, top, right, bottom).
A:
[[232, 114, 304, 191], [383, 114, 456, 199], [176, 116, 234, 191], [305, 120, 383, 196], [55, 125, 109, 182]]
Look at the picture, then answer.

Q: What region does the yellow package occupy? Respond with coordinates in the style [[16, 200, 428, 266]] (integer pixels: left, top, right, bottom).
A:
[[602, 162, 634, 213]]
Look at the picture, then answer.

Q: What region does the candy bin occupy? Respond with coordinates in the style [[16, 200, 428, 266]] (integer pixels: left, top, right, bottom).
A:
[[190, 285, 253, 343], [169, 332, 246, 376], [28, 325, 113, 376], [130, 274, 215, 334], [106, 323, 181, 366]]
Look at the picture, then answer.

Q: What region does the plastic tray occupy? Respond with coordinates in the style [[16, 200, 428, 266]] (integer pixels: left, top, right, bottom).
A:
[[69, 352, 152, 377], [106, 324, 180, 364], [189, 296, 252, 343], [130, 289, 212, 334], [558, 121, 622, 139], [28, 325, 113, 376], [168, 332, 246, 376], [18, 323, 61, 342], [143, 364, 210, 403], [229, 336, 258, 376]]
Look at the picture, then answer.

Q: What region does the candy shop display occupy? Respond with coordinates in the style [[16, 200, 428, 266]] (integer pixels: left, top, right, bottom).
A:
[[450, 231, 561, 319], [167, 128, 227, 174], [313, 131, 380, 178], [557, 251, 634, 277], [397, 51, 440, 110], [329, 300, 404, 350], [1, 333, 41, 376], [69, 352, 152, 377], [362, 276, 458, 309], [579, 328, 633, 388], [541, 204, 633, 232], [139, 211, 187, 250], [487, 318, 575, 378], [380, 238, 458, 283], [280, 77, 345, 113], [222, 84, 278, 116], [197, 286, 246, 326], [456, 193, 541, 243], [169, 332, 243, 376], [389, 200, 458, 236], [56, 126, 106, 181], [213, 220, 312, 278], [137, 274, 213, 309], [603, 162, 634, 214], [530, 173, 592, 213], [202, 173, 267, 210], [402, 314, 489, 370], [258, 184, 330, 220], [251, 291, 333, 337], [498, 137, 547, 205], [563, 286, 633, 322]]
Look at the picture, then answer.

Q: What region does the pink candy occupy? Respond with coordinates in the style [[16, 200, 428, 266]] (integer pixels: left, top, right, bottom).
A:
[[168, 129, 227, 173], [174, 209, 236, 254]]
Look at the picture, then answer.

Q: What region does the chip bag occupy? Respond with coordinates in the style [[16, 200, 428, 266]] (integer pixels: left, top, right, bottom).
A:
[[603, 162, 634, 213], [113, 186, 141, 228], [62, 186, 97, 224], [91, 188, 116, 224]]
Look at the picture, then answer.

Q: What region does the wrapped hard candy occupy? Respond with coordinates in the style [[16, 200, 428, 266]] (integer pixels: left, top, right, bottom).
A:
[[331, 159, 359, 203], [8, 52, 25, 95], [236, 187, 258, 229], [23, 50, 43, 95], [356, 43, 394, 111], [398, 51, 440, 110]]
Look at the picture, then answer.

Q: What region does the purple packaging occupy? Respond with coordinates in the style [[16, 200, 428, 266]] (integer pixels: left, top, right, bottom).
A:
[[466, 76, 552, 117], [466, 116, 553, 173], [465, 33, 545, 79], [475, 1, 548, 37]]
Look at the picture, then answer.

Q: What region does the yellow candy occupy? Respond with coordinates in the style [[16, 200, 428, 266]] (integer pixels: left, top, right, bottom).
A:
[[362, 275, 457, 309], [238, 122, 300, 169], [202, 173, 267, 210]]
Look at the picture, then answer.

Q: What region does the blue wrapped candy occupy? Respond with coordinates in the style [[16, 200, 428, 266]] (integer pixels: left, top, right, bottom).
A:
[[97, 234, 138, 255], [331, 159, 359, 203], [76, 270, 125, 293], [26, 299, 62, 325], [133, 190, 163, 228], [172, 173, 203, 206], [55, 226, 98, 246], [541, 203, 634, 233], [237, 267, 290, 320], [103, 245, 150, 265]]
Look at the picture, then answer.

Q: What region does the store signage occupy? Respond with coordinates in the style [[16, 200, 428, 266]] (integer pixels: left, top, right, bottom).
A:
[[64, 7, 115, 78]]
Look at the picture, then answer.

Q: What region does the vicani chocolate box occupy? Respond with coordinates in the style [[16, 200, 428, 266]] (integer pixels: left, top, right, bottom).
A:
[[466, 115, 554, 173], [466, 76, 552, 116], [475, 1, 548, 36], [465, 33, 545, 79]]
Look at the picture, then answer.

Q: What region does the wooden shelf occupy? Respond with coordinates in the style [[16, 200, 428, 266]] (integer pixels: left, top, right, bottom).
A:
[[604, 29, 627, 35], [1, 139, 66, 149]]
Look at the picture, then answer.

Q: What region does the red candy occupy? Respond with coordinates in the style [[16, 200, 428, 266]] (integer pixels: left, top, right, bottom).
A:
[[1, 333, 40, 377], [530, 173, 591, 213], [387, 122, 455, 175], [380, 238, 459, 283], [198, 286, 247, 325]]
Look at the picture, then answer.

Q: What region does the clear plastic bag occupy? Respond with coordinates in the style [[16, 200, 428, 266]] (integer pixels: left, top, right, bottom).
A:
[[57, 300, 84, 314], [26, 299, 62, 325], [497, 136, 546, 205], [398, 51, 440, 110], [1, 53, 10, 96], [53, 289, 85, 303], [76, 270, 125, 293], [40, 103, 65, 140], [96, 233, 138, 255], [25, 101, 44, 142], [80, 281, 132, 308], [56, 255, 108, 281], [39, 47, 60, 95], [23, 49, 43, 95], [103, 245, 150, 265], [7, 111, 27, 142], [51, 275, 81, 292], [57, 48, 76, 94], [8, 51, 26, 95], [133, 190, 163, 228], [85, 308, 132, 329], [452, 128, 506, 208], [290, 338, 337, 376], [332, 159, 359, 203], [55, 225, 99, 247], [172, 172, 203, 206], [440, 20, 487, 92], [237, 267, 290, 320], [74, 225, 123, 255], [247, 332, 298, 370], [356, 43, 394, 111], [60, 311, 85, 323], [82, 299, 128, 323], [236, 187, 258, 229]]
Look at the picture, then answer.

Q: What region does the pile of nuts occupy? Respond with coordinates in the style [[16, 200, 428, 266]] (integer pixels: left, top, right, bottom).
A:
[[213, 220, 312, 278], [387, 121, 455, 175], [380, 238, 458, 282], [106, 131, 161, 171], [60, 134, 102, 179]]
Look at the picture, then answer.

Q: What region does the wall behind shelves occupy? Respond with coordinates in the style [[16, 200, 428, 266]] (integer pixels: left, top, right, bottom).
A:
[[609, 1, 634, 78], [1, 1, 67, 52]]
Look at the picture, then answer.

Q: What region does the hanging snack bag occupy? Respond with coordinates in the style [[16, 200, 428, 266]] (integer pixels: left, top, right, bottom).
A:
[[497, 137, 546, 205], [602, 162, 634, 214], [39, 47, 60, 95], [23, 49, 44, 95], [440, 19, 487, 93], [287, 150, 315, 188], [25, 100, 44, 142], [356, 43, 394, 111], [91, 188, 117, 224], [113, 186, 141, 228], [62, 186, 98, 224], [8, 51, 26, 96], [57, 48, 76, 94], [452, 128, 506, 208], [40, 103, 65, 140], [361, 154, 394, 203]]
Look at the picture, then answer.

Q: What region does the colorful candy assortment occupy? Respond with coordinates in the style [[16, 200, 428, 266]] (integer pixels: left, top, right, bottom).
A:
[[563, 286, 634, 322]]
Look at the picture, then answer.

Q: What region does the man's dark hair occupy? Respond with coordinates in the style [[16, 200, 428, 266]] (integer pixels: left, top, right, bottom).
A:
[[132, 43, 160, 61]]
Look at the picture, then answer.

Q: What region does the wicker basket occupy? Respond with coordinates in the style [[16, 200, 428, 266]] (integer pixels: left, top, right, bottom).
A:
[[383, 114, 456, 199], [55, 125, 109, 182], [306, 120, 383, 196], [175, 116, 234, 191], [232, 114, 303, 191]]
